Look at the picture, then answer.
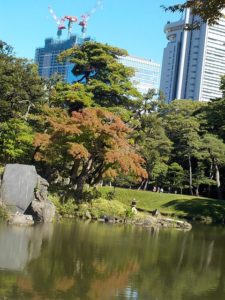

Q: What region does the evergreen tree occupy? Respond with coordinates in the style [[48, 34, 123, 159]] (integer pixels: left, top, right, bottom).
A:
[[202, 134, 225, 199], [163, 100, 205, 195], [58, 42, 142, 110]]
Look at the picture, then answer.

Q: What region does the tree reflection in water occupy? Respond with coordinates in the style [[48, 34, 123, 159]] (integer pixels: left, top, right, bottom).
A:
[[0, 221, 225, 300]]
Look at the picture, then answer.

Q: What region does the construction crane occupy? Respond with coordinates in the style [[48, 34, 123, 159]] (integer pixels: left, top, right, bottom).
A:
[[79, 15, 88, 38], [78, 0, 103, 38], [48, 6, 66, 39], [64, 15, 78, 38], [48, 1, 102, 39]]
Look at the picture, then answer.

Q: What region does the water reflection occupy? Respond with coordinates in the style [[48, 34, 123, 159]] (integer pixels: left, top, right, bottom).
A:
[[0, 221, 225, 300], [0, 223, 53, 271]]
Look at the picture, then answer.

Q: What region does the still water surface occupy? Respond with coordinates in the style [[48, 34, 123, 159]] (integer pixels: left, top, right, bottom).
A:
[[0, 220, 225, 300]]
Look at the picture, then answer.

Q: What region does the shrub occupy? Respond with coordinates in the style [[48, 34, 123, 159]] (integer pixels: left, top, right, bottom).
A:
[[88, 198, 127, 219], [0, 165, 4, 175], [0, 203, 8, 220], [106, 189, 116, 200], [76, 203, 90, 217], [49, 193, 78, 216], [82, 186, 102, 202], [125, 208, 136, 218]]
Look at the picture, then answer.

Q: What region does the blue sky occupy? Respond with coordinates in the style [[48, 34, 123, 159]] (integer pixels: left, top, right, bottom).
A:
[[0, 0, 181, 65]]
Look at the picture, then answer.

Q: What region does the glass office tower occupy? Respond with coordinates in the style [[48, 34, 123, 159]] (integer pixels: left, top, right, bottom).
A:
[[119, 55, 160, 94], [35, 35, 91, 81]]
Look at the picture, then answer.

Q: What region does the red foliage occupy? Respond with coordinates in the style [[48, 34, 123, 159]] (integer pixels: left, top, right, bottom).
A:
[[67, 142, 90, 160], [34, 133, 50, 147], [35, 107, 147, 183]]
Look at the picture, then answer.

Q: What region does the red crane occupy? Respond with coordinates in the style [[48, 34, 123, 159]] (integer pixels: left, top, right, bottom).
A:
[[64, 15, 78, 38], [48, 1, 102, 39], [48, 6, 66, 39], [78, 0, 103, 38], [79, 15, 88, 38]]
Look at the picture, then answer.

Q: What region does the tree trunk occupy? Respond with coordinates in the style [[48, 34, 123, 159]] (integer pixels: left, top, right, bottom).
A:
[[188, 154, 193, 195], [31, 146, 40, 164], [143, 180, 148, 190], [215, 163, 222, 200], [195, 185, 199, 197], [75, 176, 87, 202], [207, 161, 213, 196], [90, 163, 105, 185], [138, 180, 145, 190], [70, 159, 80, 181], [24, 103, 33, 121], [74, 158, 93, 202]]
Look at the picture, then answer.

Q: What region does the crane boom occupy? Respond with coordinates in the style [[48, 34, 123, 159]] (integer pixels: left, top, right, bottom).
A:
[[48, 6, 66, 39], [48, 6, 60, 25], [79, 0, 103, 37]]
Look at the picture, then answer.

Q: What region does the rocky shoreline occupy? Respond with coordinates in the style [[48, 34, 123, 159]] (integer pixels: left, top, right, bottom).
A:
[[0, 163, 191, 230], [62, 211, 192, 231], [1, 201, 192, 230]]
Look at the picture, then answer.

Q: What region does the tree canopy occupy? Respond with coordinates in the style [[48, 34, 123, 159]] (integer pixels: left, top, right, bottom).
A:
[[163, 0, 225, 25], [58, 41, 142, 109], [0, 42, 45, 122], [34, 106, 147, 197]]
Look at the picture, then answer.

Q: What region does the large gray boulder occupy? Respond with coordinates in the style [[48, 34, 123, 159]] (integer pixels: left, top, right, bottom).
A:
[[29, 175, 55, 223], [1, 164, 37, 213], [31, 200, 55, 223], [0, 164, 55, 223]]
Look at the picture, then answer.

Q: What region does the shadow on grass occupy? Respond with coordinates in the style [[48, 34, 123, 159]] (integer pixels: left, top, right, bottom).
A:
[[162, 198, 225, 223]]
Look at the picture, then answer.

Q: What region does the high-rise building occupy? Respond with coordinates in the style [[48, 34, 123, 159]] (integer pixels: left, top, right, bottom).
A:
[[35, 37, 160, 94], [160, 9, 225, 102], [118, 55, 161, 94], [35, 35, 92, 81]]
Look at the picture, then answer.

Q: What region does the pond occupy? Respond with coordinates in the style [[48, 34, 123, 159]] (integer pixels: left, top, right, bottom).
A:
[[0, 220, 225, 300]]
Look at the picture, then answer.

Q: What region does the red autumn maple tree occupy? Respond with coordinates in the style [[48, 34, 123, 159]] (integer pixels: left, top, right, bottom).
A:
[[34, 107, 147, 198]]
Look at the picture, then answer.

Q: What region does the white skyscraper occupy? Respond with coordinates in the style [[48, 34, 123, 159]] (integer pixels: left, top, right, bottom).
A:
[[160, 9, 225, 102]]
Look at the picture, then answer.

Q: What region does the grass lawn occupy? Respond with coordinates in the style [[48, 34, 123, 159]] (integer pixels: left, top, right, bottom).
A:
[[100, 187, 225, 223]]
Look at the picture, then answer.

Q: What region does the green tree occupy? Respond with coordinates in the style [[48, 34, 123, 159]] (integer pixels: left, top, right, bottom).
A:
[[0, 40, 13, 56], [48, 81, 94, 111], [58, 42, 142, 110], [163, 0, 225, 26], [203, 78, 225, 140], [139, 89, 166, 116], [141, 89, 156, 115], [202, 134, 225, 199], [192, 161, 216, 196], [163, 100, 205, 195], [0, 41, 45, 122], [135, 113, 172, 189], [166, 162, 185, 193], [0, 119, 34, 163]]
